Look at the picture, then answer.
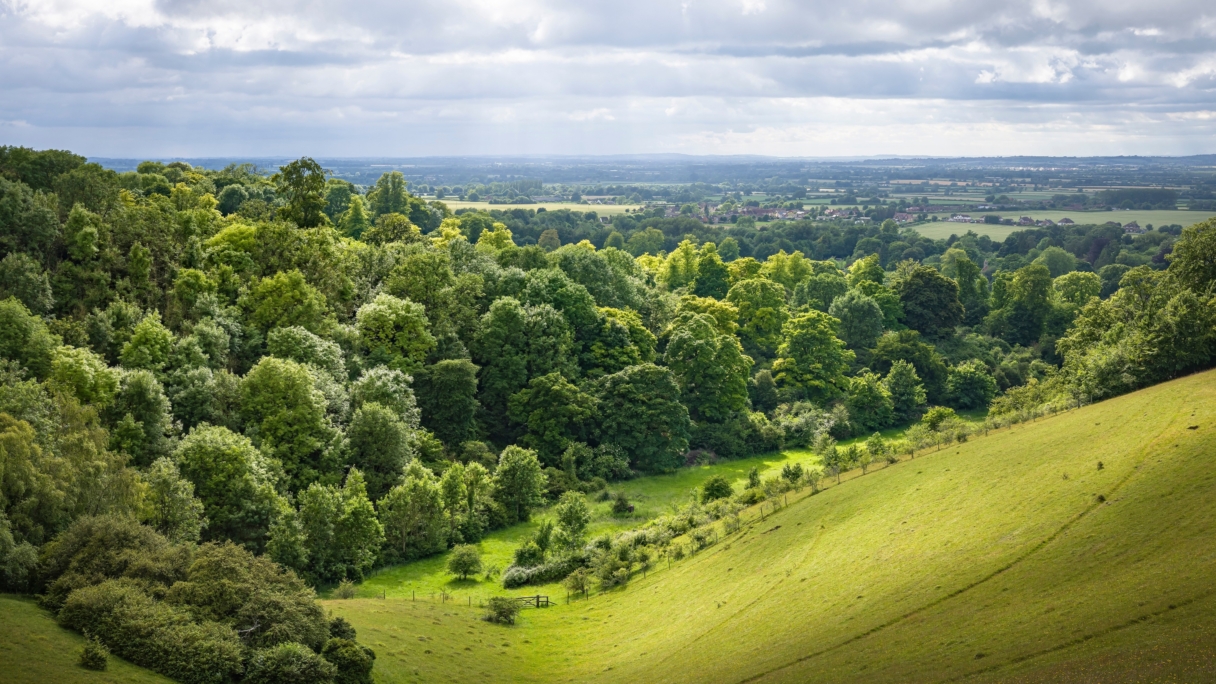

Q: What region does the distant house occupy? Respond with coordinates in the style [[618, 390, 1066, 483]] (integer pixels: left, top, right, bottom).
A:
[[949, 214, 974, 223], [1036, 219, 1056, 227], [1018, 216, 1034, 225], [894, 212, 914, 223], [1123, 221, 1144, 234], [1059, 217, 1075, 225]]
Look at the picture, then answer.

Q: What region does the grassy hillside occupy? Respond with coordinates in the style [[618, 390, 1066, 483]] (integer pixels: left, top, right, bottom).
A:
[[327, 369, 1216, 683], [0, 595, 170, 684]]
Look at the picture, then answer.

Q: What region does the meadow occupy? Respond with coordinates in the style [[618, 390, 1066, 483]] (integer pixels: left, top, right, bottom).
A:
[[911, 209, 1216, 240], [437, 200, 643, 215], [325, 369, 1216, 683]]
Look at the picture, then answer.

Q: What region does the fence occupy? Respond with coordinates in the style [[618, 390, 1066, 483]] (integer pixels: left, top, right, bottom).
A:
[[514, 595, 551, 608]]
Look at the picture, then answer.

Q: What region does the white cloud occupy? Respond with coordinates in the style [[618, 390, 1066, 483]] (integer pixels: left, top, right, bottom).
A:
[[0, 0, 1214, 155]]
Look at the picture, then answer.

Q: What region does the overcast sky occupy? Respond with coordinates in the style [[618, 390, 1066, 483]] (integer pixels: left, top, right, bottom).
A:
[[2, 0, 1215, 158]]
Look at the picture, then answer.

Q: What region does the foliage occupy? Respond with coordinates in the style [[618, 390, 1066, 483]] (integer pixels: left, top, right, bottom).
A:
[[447, 544, 482, 580], [896, 266, 964, 337], [946, 359, 998, 409], [701, 475, 733, 503], [483, 596, 521, 625], [772, 311, 854, 402], [595, 364, 691, 473], [493, 446, 547, 524], [79, 634, 109, 670]]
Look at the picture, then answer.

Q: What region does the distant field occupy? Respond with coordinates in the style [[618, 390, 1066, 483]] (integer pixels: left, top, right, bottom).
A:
[[330, 370, 1216, 683], [439, 200, 642, 215], [911, 209, 1216, 240], [0, 595, 169, 684]]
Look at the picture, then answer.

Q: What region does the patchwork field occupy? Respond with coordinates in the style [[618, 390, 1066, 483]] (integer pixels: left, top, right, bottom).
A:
[[913, 209, 1216, 240], [329, 369, 1216, 683], [438, 200, 642, 215]]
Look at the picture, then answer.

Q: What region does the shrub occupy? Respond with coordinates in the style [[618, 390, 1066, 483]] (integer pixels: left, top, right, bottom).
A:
[[512, 540, 544, 568], [484, 596, 521, 625], [322, 637, 376, 684], [79, 635, 109, 671], [735, 488, 765, 506], [501, 554, 587, 589], [334, 579, 357, 599], [329, 616, 357, 641], [447, 544, 482, 580], [244, 642, 337, 684], [701, 475, 733, 503], [611, 491, 634, 515]]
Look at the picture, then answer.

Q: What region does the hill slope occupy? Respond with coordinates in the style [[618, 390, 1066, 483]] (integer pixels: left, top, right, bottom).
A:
[[328, 369, 1216, 683]]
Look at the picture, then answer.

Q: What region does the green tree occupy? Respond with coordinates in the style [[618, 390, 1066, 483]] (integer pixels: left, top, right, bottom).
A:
[[447, 544, 482, 580], [0, 252, 53, 314], [355, 293, 435, 374], [119, 311, 174, 372], [1168, 217, 1216, 291], [297, 469, 384, 582], [748, 369, 779, 413], [0, 297, 60, 379], [349, 367, 418, 423], [701, 475, 733, 503], [883, 359, 927, 422], [693, 244, 730, 299], [273, 157, 328, 228], [1034, 246, 1077, 278], [985, 264, 1053, 346], [492, 446, 547, 524], [414, 359, 480, 447], [244, 270, 331, 336], [139, 457, 207, 543], [175, 425, 285, 552], [508, 373, 596, 466], [870, 330, 949, 404], [845, 371, 894, 433], [367, 172, 409, 218], [847, 254, 885, 288], [50, 345, 119, 407], [829, 289, 884, 350], [771, 311, 854, 402], [726, 278, 789, 357], [378, 462, 447, 562], [553, 491, 591, 550], [660, 240, 699, 290], [663, 313, 753, 422], [793, 272, 848, 312], [108, 369, 172, 466], [240, 357, 337, 492], [346, 402, 415, 501], [595, 364, 690, 473], [1053, 271, 1101, 306], [538, 229, 561, 252], [946, 360, 997, 409], [896, 266, 963, 337]]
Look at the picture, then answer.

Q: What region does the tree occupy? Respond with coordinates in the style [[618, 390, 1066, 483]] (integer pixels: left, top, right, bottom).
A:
[[413, 360, 479, 447], [1054, 271, 1101, 306], [139, 457, 207, 542], [870, 330, 949, 404], [346, 402, 414, 501], [553, 491, 591, 550], [663, 313, 753, 422], [701, 475, 733, 503], [660, 239, 699, 290], [1168, 217, 1216, 291], [0, 252, 53, 313], [273, 157, 328, 228], [793, 272, 848, 312], [0, 297, 59, 379], [847, 254, 885, 288], [472, 297, 530, 439], [896, 266, 963, 337], [1034, 246, 1077, 278], [771, 311, 854, 402], [748, 369, 779, 413], [985, 264, 1053, 346], [119, 311, 174, 372], [492, 446, 547, 524], [349, 367, 418, 424], [240, 357, 337, 492], [595, 364, 691, 473], [761, 250, 814, 290], [447, 544, 482, 580], [297, 469, 384, 583], [355, 293, 435, 374], [50, 345, 119, 407], [946, 360, 998, 409], [508, 373, 596, 465], [0, 177, 60, 259], [378, 462, 447, 562], [538, 229, 561, 251], [244, 270, 330, 336], [883, 359, 927, 422], [693, 244, 730, 299], [366, 171, 409, 218], [108, 369, 172, 466], [829, 290, 884, 350], [175, 425, 285, 552], [726, 278, 789, 357], [845, 371, 894, 433]]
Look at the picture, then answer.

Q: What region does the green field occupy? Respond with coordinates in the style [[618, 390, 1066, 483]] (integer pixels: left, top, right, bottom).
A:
[[439, 200, 642, 215], [328, 369, 1216, 683], [912, 209, 1216, 240], [0, 595, 170, 684]]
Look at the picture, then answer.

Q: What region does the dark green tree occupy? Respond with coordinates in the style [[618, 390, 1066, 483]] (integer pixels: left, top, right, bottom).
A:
[[896, 266, 964, 337], [273, 157, 328, 228], [595, 364, 690, 473]]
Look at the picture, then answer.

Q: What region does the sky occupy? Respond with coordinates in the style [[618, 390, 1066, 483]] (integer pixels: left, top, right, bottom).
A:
[[2, 0, 1215, 158]]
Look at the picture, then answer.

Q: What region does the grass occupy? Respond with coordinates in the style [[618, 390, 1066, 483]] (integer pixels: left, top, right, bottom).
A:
[[351, 414, 986, 603], [911, 209, 1216, 240], [0, 595, 171, 684], [327, 369, 1216, 682], [439, 200, 642, 215]]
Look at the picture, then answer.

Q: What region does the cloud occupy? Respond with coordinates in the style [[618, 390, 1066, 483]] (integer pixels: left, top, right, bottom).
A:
[[0, 0, 1214, 156]]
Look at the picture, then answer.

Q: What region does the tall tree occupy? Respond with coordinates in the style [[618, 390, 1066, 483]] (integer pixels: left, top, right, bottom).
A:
[[771, 311, 854, 402], [896, 266, 963, 338], [663, 313, 753, 422], [273, 157, 328, 228], [595, 364, 690, 473]]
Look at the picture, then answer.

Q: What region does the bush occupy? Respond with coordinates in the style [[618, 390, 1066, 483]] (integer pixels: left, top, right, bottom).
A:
[[79, 635, 109, 671], [329, 616, 357, 641], [322, 637, 376, 684], [611, 492, 634, 515], [501, 554, 587, 589], [512, 540, 544, 568], [701, 475, 733, 503], [484, 596, 521, 625], [334, 579, 357, 599], [735, 488, 765, 506], [447, 544, 482, 580], [244, 642, 337, 684]]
